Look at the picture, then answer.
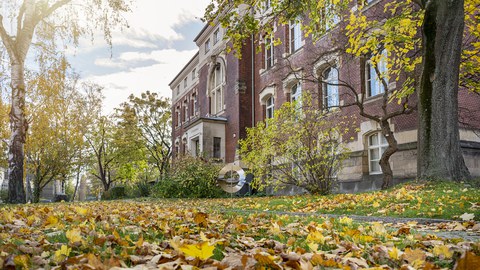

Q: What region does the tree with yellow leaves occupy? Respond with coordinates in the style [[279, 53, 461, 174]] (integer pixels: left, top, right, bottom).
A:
[[0, 0, 131, 204]]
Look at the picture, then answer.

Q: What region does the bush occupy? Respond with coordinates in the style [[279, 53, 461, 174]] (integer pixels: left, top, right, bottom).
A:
[[126, 182, 152, 198], [152, 156, 223, 198], [54, 194, 69, 202], [102, 186, 127, 200]]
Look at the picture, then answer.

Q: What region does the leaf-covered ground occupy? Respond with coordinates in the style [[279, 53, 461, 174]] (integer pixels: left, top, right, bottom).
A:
[[0, 182, 479, 269], [186, 182, 480, 221]]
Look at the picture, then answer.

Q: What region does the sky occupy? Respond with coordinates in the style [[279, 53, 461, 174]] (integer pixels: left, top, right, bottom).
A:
[[68, 0, 210, 114]]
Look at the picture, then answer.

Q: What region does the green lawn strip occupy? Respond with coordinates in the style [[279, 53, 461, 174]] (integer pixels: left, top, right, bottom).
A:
[[170, 181, 480, 221]]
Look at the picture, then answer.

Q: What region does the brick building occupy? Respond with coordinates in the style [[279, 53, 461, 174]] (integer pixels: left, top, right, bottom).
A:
[[170, 1, 480, 191]]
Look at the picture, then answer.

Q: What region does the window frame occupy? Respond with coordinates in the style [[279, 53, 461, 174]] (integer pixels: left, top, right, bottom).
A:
[[365, 49, 388, 97], [191, 68, 196, 80], [322, 66, 339, 109], [209, 62, 225, 115], [213, 29, 220, 44], [213, 137, 221, 159], [264, 35, 275, 69], [205, 39, 211, 53], [265, 95, 275, 120], [368, 132, 388, 174], [289, 20, 302, 54]]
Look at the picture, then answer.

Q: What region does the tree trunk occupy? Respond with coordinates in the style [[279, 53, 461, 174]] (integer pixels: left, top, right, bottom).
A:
[[417, 0, 470, 181], [33, 180, 41, 204], [379, 120, 398, 189], [7, 62, 27, 204]]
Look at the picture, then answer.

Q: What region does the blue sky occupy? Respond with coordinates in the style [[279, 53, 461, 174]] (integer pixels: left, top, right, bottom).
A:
[[67, 0, 210, 114]]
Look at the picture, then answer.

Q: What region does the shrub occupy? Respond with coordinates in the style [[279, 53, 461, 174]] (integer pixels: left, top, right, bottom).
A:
[[239, 95, 352, 195], [152, 156, 223, 198], [54, 194, 69, 202], [126, 181, 152, 198], [102, 186, 127, 200]]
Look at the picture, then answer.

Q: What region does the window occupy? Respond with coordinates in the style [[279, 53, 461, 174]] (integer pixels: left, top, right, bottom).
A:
[[366, 49, 388, 97], [176, 106, 181, 127], [323, 1, 340, 31], [323, 67, 339, 109], [213, 137, 221, 159], [290, 82, 302, 103], [192, 93, 198, 116], [183, 77, 187, 88], [368, 132, 388, 174], [205, 39, 211, 53], [213, 29, 220, 44], [191, 68, 196, 80], [266, 96, 274, 120], [265, 35, 274, 69], [183, 100, 188, 122], [209, 62, 225, 115], [289, 20, 302, 53], [176, 85, 180, 95]]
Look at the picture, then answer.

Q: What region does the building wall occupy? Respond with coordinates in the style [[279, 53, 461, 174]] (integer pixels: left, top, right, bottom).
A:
[[170, 0, 480, 189]]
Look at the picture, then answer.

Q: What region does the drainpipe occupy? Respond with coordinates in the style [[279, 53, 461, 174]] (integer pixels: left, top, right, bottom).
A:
[[251, 33, 255, 127]]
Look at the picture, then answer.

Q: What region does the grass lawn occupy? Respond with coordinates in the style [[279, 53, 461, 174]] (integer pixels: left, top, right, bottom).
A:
[[0, 181, 479, 269], [187, 181, 480, 221]]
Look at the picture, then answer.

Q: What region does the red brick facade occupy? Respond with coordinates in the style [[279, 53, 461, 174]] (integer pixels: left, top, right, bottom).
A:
[[170, 0, 480, 187]]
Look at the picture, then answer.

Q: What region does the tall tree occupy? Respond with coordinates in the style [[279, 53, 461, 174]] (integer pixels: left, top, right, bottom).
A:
[[118, 91, 172, 180], [0, 0, 130, 203], [26, 56, 88, 202], [417, 0, 470, 180]]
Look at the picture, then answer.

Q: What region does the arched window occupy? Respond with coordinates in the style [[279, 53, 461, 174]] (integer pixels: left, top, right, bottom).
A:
[[366, 49, 388, 97], [209, 61, 225, 115], [368, 132, 388, 174], [323, 67, 339, 109], [266, 96, 275, 119]]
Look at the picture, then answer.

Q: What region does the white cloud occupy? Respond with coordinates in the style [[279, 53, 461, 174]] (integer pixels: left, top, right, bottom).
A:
[[84, 49, 198, 114]]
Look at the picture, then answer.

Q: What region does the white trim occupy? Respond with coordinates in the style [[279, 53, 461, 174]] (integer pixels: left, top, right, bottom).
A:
[[259, 85, 276, 105]]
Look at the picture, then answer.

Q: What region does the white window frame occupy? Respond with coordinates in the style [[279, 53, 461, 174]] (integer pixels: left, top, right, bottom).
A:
[[209, 62, 225, 115], [289, 20, 302, 53], [265, 35, 275, 69], [191, 68, 196, 80], [323, 67, 339, 109], [368, 132, 388, 174], [183, 77, 188, 88], [192, 93, 198, 116], [205, 39, 211, 53], [213, 29, 220, 44], [290, 82, 302, 103], [266, 95, 275, 120], [366, 49, 388, 97]]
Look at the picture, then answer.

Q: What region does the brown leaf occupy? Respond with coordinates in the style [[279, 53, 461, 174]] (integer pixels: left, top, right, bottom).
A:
[[454, 251, 480, 270], [194, 212, 208, 227], [402, 248, 426, 264]]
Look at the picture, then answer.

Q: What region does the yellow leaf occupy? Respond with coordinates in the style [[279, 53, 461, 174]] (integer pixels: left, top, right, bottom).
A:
[[307, 231, 325, 244], [388, 247, 402, 260], [308, 242, 319, 252], [135, 234, 144, 248], [179, 241, 215, 260], [14, 254, 30, 269], [54, 245, 71, 263], [433, 245, 453, 259], [75, 207, 89, 216], [66, 228, 82, 244], [45, 215, 59, 227], [372, 201, 380, 208]]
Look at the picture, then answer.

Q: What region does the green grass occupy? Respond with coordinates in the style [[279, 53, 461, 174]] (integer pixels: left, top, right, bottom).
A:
[[149, 181, 480, 221]]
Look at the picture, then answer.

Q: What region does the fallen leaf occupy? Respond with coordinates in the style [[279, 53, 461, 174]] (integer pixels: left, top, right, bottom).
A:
[[179, 241, 215, 260]]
